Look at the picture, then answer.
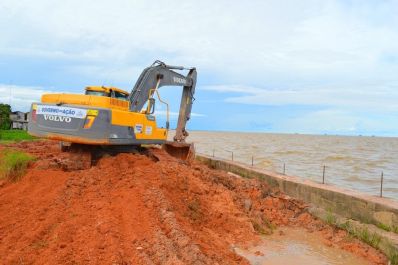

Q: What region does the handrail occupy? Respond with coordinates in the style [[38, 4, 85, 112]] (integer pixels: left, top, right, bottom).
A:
[[147, 78, 170, 131]]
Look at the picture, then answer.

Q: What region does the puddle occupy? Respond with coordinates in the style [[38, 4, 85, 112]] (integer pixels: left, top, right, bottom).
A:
[[235, 227, 370, 265]]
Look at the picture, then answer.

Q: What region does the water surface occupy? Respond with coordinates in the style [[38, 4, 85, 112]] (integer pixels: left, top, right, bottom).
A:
[[185, 131, 398, 200], [235, 227, 370, 265]]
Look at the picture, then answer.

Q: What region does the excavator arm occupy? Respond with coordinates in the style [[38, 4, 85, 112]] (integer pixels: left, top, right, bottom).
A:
[[128, 60, 197, 143]]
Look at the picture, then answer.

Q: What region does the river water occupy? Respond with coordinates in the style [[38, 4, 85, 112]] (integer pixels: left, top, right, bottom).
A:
[[184, 131, 398, 200]]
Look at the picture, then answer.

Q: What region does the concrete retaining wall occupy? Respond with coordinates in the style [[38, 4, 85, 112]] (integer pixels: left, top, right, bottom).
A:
[[196, 154, 398, 261]]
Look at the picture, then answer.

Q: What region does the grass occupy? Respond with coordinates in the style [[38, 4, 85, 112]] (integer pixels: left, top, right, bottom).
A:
[[325, 212, 380, 249], [261, 215, 276, 231], [337, 220, 381, 248], [339, 220, 398, 264], [251, 215, 275, 235], [0, 130, 35, 143], [376, 222, 398, 234], [325, 211, 337, 226], [0, 149, 35, 181], [390, 248, 398, 265], [340, 220, 354, 233], [358, 227, 382, 248], [251, 220, 268, 234], [376, 222, 391, 232]]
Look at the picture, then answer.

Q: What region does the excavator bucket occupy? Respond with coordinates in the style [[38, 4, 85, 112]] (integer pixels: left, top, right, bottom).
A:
[[162, 141, 195, 162]]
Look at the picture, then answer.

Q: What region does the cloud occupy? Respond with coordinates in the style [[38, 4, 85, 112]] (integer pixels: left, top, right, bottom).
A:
[[277, 109, 360, 134], [155, 110, 205, 118], [274, 109, 398, 136], [202, 84, 398, 112], [0, 84, 206, 120], [0, 84, 55, 111], [1, 0, 398, 83], [1, 1, 398, 135]]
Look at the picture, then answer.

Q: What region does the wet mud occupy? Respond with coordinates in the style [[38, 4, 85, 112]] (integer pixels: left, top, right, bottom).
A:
[[235, 227, 373, 265]]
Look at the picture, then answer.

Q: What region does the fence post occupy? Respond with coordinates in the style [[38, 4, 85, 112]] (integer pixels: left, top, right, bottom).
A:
[[380, 171, 383, 197], [212, 149, 215, 157], [283, 163, 285, 175], [322, 165, 326, 184], [251, 156, 253, 166], [225, 150, 234, 161]]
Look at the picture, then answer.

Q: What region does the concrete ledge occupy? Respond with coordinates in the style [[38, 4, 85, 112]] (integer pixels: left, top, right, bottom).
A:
[[196, 154, 398, 228], [196, 154, 398, 261]]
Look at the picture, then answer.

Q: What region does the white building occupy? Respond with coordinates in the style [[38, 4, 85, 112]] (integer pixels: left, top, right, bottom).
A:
[[10, 111, 29, 130]]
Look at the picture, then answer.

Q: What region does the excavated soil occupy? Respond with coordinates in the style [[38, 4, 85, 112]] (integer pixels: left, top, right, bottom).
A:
[[0, 140, 388, 264]]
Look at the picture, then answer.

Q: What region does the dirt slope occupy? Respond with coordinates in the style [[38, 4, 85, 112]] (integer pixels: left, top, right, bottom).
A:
[[0, 141, 387, 264]]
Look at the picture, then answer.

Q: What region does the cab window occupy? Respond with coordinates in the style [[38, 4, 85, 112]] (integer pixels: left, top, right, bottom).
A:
[[114, 91, 128, 101], [85, 90, 110, 97]]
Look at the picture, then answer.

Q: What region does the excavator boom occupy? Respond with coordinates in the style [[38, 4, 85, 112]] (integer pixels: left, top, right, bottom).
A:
[[129, 60, 196, 143], [128, 61, 197, 160]]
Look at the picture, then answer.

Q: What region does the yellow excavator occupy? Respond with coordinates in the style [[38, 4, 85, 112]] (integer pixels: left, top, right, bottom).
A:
[[28, 60, 197, 161]]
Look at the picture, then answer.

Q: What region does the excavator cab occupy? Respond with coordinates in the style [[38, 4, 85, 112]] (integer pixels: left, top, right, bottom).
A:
[[85, 86, 129, 101]]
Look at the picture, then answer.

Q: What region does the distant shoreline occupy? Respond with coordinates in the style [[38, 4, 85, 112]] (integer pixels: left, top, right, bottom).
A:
[[187, 129, 398, 139]]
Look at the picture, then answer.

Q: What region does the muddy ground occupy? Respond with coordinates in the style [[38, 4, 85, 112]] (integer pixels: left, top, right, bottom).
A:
[[0, 141, 388, 264]]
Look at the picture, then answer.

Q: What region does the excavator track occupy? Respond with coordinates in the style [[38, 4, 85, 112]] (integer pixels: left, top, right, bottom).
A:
[[60, 143, 93, 170], [60, 141, 196, 170]]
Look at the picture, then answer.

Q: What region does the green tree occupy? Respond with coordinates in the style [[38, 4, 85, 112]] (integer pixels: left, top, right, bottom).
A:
[[0, 103, 11, 130]]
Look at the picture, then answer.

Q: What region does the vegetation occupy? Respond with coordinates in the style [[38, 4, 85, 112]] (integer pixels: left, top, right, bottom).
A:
[[261, 215, 276, 231], [376, 222, 391, 232], [250, 215, 275, 235], [0, 149, 35, 181], [340, 220, 353, 232], [336, 220, 381, 248], [358, 227, 382, 249], [325, 211, 337, 225], [389, 247, 398, 265], [376, 222, 398, 234], [339, 220, 398, 264], [0, 130, 35, 142], [0, 104, 11, 129], [251, 220, 268, 234]]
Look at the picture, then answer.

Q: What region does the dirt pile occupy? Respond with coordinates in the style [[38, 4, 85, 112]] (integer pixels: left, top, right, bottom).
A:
[[0, 141, 388, 264]]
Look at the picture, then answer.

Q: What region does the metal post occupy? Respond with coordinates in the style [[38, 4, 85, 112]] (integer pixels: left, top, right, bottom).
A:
[[251, 156, 254, 166], [226, 150, 234, 161], [380, 171, 383, 197], [283, 163, 285, 175], [322, 165, 326, 184]]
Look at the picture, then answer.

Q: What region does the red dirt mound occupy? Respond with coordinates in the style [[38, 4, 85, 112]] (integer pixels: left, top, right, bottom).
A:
[[0, 141, 387, 264]]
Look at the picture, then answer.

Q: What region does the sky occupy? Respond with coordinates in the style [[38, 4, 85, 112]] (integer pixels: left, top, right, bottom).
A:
[[1, 0, 398, 136]]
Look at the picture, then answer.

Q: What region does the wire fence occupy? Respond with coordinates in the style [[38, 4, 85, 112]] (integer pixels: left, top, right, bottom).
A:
[[205, 148, 389, 199]]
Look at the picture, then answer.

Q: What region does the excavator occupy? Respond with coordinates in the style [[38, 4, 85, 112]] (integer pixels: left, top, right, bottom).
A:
[[28, 60, 197, 163]]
